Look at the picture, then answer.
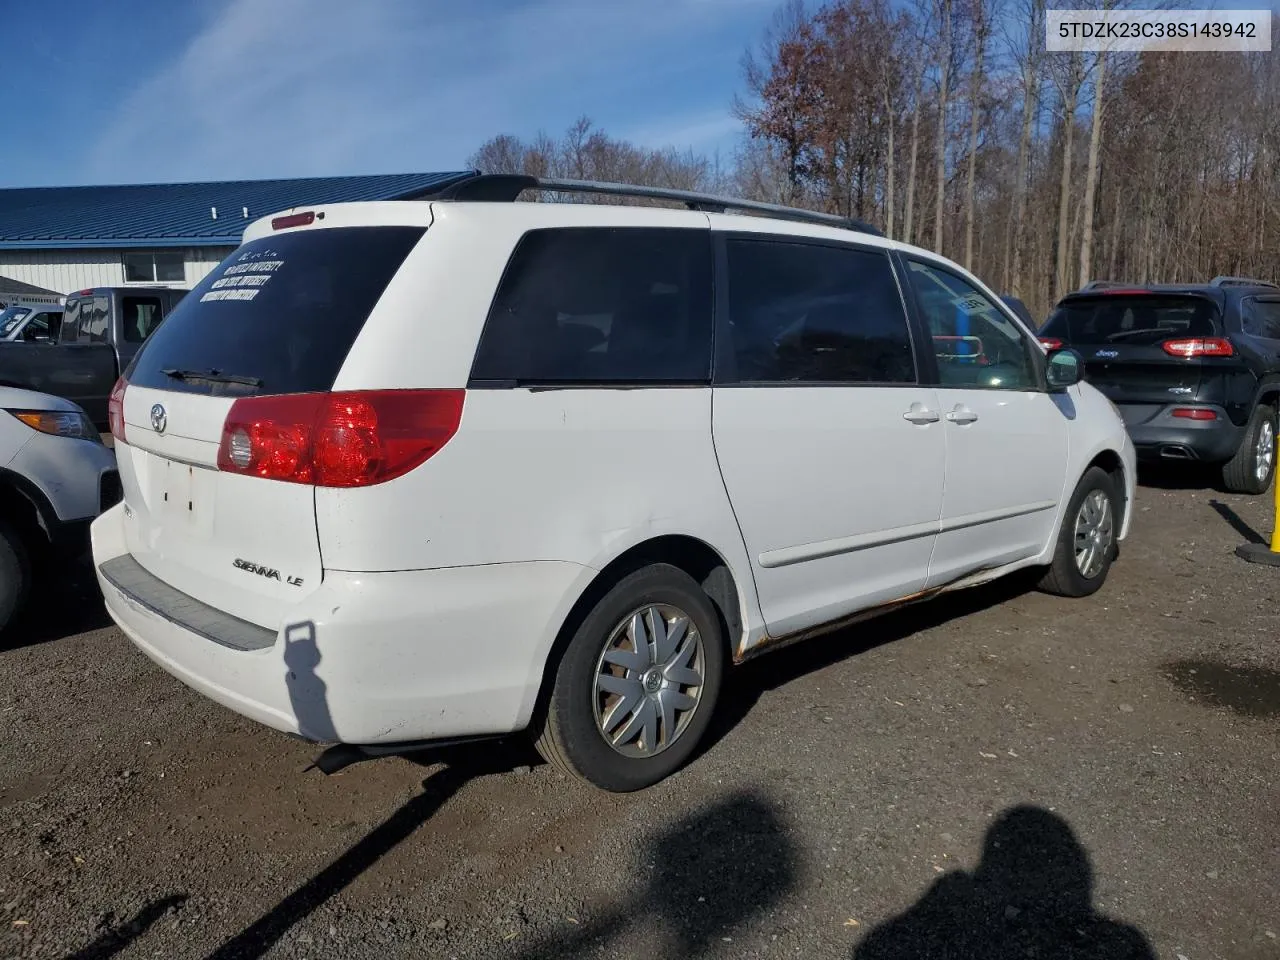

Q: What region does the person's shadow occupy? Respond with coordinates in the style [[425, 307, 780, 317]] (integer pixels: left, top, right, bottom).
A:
[[282, 620, 337, 742], [508, 788, 799, 958], [853, 806, 1155, 960]]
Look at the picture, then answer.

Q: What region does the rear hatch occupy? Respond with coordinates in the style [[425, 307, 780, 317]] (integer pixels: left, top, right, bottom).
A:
[[1040, 293, 1227, 421], [113, 222, 427, 628]]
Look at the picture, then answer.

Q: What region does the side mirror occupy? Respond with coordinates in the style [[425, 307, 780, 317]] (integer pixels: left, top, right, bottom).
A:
[[1046, 349, 1083, 390]]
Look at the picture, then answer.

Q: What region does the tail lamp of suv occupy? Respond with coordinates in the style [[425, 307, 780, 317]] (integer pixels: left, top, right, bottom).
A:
[[1161, 338, 1234, 358], [108, 376, 128, 443], [216, 389, 464, 488]]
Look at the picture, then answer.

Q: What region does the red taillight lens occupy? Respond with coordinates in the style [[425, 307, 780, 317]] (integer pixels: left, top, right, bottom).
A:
[[216, 390, 464, 487], [1161, 338, 1234, 358], [1039, 337, 1063, 351], [107, 376, 128, 442], [271, 211, 316, 230], [1172, 407, 1217, 420]]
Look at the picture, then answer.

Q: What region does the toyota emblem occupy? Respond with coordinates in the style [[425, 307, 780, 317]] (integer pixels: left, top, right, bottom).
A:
[[150, 403, 167, 434]]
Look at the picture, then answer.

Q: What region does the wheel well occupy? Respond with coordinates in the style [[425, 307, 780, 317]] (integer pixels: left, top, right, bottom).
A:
[[532, 536, 745, 724], [0, 476, 48, 557], [1087, 449, 1127, 524]]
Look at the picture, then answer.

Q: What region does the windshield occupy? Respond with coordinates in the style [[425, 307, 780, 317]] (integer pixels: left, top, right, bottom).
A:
[[126, 226, 426, 396], [0, 307, 31, 337], [1042, 295, 1221, 345]]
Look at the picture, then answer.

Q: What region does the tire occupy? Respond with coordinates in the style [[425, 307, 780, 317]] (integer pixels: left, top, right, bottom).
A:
[[1221, 404, 1277, 495], [0, 518, 30, 636], [1038, 466, 1120, 598], [534, 563, 727, 792]]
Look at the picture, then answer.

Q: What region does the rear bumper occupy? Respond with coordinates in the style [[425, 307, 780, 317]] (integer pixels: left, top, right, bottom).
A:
[[91, 503, 590, 745], [1122, 404, 1245, 463]]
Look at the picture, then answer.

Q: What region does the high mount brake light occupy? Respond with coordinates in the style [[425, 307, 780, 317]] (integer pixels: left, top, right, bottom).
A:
[[271, 211, 316, 230], [216, 390, 465, 487], [1161, 338, 1234, 358], [1038, 337, 1063, 351]]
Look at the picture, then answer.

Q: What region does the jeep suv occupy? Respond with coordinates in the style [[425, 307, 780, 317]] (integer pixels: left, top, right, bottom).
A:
[[91, 174, 1135, 792], [1039, 278, 1280, 494]]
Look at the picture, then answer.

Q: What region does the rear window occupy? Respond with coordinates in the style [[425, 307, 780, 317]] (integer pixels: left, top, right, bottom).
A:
[[127, 226, 425, 395], [1042, 295, 1221, 345], [121, 296, 163, 343], [470, 227, 713, 385]]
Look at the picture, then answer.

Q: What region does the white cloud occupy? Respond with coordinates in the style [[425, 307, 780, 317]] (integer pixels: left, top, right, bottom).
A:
[[88, 0, 761, 183], [619, 110, 744, 154]]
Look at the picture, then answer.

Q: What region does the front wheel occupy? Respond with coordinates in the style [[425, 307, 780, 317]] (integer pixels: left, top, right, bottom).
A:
[[534, 563, 726, 792], [1221, 404, 1276, 495], [0, 518, 30, 636], [1038, 466, 1120, 598]]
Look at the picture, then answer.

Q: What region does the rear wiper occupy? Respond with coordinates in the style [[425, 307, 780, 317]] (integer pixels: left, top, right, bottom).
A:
[[163, 368, 263, 388], [1106, 329, 1171, 342]]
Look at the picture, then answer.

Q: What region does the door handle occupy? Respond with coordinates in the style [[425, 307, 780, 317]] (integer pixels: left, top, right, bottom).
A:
[[902, 403, 941, 425], [945, 405, 979, 424]]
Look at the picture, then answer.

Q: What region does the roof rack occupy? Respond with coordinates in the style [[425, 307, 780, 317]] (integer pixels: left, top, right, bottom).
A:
[[1210, 275, 1279, 289], [431, 173, 884, 237]]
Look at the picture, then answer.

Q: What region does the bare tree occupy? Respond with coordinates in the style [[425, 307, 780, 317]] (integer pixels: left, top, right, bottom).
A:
[[1006, 0, 1045, 297], [963, 0, 990, 269], [934, 0, 954, 253], [1078, 48, 1108, 286], [1051, 51, 1086, 299]]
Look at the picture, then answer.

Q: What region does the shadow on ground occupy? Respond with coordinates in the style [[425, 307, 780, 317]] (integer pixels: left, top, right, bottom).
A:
[[1164, 658, 1280, 719], [1136, 462, 1221, 491], [853, 806, 1155, 960], [199, 741, 533, 960], [65, 894, 188, 960], [508, 788, 799, 958], [1, 555, 111, 652], [1207, 499, 1268, 545]]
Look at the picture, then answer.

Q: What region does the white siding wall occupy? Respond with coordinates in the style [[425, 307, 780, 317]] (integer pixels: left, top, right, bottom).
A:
[[0, 246, 236, 295]]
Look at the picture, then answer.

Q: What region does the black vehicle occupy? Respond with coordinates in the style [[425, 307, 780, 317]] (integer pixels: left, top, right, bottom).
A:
[[1040, 276, 1280, 493], [0, 286, 186, 427]]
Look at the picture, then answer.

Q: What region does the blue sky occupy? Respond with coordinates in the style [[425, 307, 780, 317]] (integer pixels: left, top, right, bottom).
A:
[[2, 0, 774, 187]]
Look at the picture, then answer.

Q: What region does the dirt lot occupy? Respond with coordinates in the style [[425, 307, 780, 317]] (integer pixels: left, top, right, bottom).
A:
[[1, 473, 1277, 960]]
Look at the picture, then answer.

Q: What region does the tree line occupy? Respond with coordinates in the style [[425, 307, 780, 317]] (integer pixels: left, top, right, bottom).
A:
[[471, 1, 1280, 319]]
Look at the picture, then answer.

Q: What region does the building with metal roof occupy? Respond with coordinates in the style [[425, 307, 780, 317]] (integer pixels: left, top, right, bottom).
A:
[[0, 275, 63, 307], [0, 171, 473, 295]]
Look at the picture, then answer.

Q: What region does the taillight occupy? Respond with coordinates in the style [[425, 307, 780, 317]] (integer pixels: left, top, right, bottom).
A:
[[1172, 407, 1217, 420], [216, 390, 464, 487], [1039, 337, 1063, 351], [1161, 338, 1234, 358], [107, 376, 128, 443]]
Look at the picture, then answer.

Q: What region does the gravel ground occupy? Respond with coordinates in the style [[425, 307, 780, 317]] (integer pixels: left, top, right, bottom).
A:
[[1, 472, 1277, 960]]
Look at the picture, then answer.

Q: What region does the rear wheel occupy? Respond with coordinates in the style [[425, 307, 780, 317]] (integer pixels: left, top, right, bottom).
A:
[[534, 564, 726, 792], [1038, 466, 1119, 598], [0, 518, 30, 636], [1221, 404, 1276, 495]]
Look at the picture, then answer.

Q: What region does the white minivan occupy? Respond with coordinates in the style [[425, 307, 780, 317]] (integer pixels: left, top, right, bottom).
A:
[[92, 175, 1136, 792]]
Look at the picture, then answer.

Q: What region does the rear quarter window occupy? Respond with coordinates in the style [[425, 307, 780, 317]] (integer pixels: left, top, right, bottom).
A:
[[470, 227, 713, 385], [126, 226, 426, 395], [1042, 295, 1221, 345]]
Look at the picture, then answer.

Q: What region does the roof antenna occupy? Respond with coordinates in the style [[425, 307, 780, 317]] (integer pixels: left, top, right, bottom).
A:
[[210, 206, 218, 220], [242, 206, 249, 218]]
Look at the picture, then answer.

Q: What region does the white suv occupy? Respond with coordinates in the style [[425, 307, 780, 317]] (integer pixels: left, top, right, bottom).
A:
[[91, 175, 1135, 792]]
